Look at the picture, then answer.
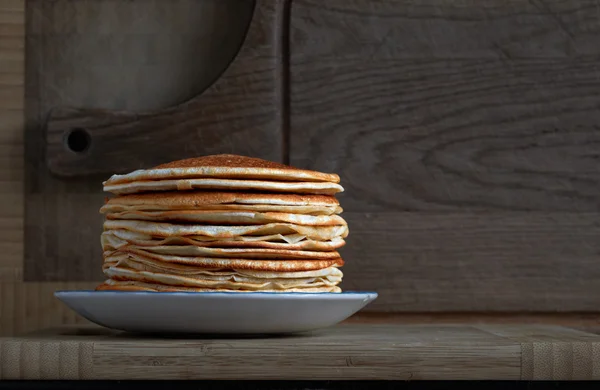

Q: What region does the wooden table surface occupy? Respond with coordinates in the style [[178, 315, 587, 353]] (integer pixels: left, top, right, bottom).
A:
[[1, 322, 599, 381]]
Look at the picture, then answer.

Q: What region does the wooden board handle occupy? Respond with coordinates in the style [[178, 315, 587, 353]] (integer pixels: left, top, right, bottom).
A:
[[44, 1, 287, 177]]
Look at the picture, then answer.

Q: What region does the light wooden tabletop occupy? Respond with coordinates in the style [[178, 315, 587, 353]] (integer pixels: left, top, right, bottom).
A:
[[1, 323, 599, 381]]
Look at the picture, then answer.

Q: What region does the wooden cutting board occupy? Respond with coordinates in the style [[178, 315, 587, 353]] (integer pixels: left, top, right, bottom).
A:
[[1, 324, 599, 380], [21, 0, 600, 317]]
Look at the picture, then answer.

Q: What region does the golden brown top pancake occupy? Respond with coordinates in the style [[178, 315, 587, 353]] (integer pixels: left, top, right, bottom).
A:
[[156, 155, 294, 170], [103, 154, 340, 186]]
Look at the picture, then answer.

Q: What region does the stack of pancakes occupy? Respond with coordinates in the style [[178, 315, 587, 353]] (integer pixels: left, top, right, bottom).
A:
[[96, 154, 347, 293]]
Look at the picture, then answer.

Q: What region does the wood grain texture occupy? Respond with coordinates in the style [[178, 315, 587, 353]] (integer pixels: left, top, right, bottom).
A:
[[0, 0, 99, 339], [290, 0, 600, 60], [2, 324, 599, 380], [291, 57, 600, 211], [25, 0, 287, 281], [340, 212, 600, 312], [28, 0, 254, 113], [290, 0, 600, 312], [2, 324, 519, 380], [0, 338, 93, 379], [0, 0, 23, 281], [477, 325, 600, 380], [347, 313, 600, 335], [290, 0, 600, 211], [0, 282, 94, 337]]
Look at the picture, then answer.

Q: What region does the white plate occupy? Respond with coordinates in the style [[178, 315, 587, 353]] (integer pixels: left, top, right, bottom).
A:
[[55, 290, 378, 335]]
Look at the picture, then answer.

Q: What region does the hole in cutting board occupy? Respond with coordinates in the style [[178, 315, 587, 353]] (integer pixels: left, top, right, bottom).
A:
[[28, 0, 255, 112], [65, 128, 91, 153]]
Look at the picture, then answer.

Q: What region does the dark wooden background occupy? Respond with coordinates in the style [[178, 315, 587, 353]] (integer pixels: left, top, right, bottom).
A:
[[25, 0, 600, 312]]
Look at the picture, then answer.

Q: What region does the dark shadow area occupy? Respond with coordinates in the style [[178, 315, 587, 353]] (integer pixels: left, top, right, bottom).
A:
[[28, 0, 256, 111], [110, 328, 326, 340]]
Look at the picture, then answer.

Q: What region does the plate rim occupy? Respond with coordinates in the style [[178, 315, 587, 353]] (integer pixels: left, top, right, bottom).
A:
[[55, 290, 378, 296], [54, 290, 378, 302]]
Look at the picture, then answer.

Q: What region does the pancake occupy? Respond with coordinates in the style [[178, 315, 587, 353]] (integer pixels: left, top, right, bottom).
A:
[[106, 248, 344, 271], [102, 191, 340, 209], [102, 230, 346, 252], [104, 220, 349, 240], [103, 154, 340, 186], [105, 255, 343, 279], [104, 267, 340, 291], [103, 256, 341, 291], [97, 279, 341, 293], [104, 210, 347, 226], [103, 203, 342, 215], [104, 178, 344, 196], [105, 244, 341, 260]]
